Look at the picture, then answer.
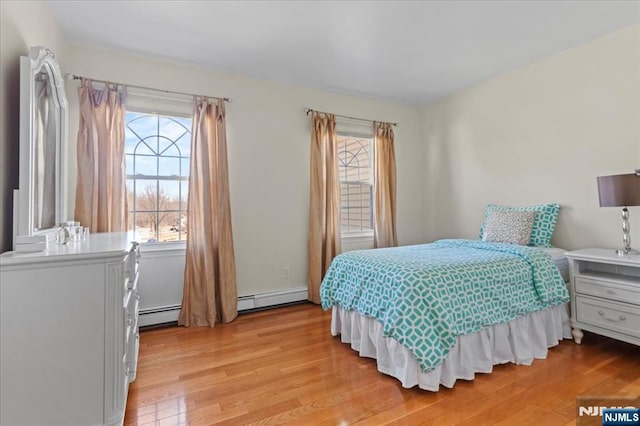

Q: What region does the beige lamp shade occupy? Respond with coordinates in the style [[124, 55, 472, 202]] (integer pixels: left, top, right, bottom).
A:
[[597, 173, 640, 207]]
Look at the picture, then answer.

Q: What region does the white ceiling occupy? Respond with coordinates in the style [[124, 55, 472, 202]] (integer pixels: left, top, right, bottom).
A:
[[48, 0, 640, 106]]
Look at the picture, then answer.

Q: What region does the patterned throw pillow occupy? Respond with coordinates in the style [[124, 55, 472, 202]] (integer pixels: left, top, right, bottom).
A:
[[481, 210, 536, 245], [479, 203, 561, 247]]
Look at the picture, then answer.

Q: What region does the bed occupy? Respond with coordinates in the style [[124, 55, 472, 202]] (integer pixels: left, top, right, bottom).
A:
[[320, 238, 572, 391]]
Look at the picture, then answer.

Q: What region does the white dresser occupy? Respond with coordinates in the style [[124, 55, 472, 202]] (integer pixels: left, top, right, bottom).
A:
[[0, 232, 140, 426], [566, 248, 640, 346]]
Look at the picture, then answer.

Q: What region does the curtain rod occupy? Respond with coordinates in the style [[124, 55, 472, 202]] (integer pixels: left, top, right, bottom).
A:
[[304, 108, 398, 127], [64, 73, 231, 102]]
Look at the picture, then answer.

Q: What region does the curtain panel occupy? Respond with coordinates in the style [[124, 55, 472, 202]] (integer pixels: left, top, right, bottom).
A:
[[179, 98, 237, 327], [373, 122, 398, 248], [74, 79, 127, 232], [308, 112, 341, 304]]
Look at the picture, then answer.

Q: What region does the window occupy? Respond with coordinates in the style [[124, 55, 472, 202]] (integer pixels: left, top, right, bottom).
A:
[[337, 134, 373, 234], [125, 111, 192, 243]]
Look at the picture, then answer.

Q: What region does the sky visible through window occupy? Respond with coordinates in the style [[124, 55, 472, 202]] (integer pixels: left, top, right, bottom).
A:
[[125, 113, 191, 196]]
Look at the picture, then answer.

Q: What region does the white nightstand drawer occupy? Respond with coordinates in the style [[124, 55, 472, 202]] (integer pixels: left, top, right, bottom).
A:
[[575, 276, 640, 305], [575, 295, 640, 338]]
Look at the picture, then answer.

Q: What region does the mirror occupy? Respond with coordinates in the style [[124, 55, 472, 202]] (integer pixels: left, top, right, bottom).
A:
[[14, 46, 68, 244]]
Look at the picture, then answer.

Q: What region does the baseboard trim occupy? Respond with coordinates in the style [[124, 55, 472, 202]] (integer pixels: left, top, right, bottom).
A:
[[237, 285, 308, 310], [138, 286, 308, 327], [138, 305, 181, 327]]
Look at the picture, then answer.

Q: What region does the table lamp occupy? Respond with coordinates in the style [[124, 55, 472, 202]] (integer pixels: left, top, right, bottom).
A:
[[597, 170, 640, 255]]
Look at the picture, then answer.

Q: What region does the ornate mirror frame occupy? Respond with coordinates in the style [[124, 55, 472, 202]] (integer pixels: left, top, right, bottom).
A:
[[14, 46, 68, 245]]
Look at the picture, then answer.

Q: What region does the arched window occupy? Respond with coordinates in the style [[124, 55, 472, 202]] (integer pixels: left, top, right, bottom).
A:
[[337, 134, 373, 233], [125, 111, 191, 243]]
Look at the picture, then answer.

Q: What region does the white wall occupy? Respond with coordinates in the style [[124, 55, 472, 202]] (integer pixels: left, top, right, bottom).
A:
[[0, 0, 68, 252], [64, 46, 425, 299], [421, 24, 640, 251]]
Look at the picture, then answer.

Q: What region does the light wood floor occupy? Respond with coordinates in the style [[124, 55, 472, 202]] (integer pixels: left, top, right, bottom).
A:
[[125, 303, 639, 426]]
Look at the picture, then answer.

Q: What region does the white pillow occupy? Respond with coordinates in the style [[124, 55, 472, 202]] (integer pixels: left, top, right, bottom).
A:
[[482, 210, 536, 245]]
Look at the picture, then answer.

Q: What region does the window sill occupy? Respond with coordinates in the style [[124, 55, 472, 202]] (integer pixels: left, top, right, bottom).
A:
[[139, 240, 186, 253], [342, 232, 374, 252], [342, 231, 373, 239]]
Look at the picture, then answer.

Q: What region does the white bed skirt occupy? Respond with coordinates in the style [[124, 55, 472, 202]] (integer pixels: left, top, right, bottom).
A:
[[331, 304, 573, 391]]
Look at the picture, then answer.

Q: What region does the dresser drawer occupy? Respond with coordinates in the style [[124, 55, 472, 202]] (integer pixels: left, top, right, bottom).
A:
[[575, 295, 640, 338], [575, 276, 640, 304]]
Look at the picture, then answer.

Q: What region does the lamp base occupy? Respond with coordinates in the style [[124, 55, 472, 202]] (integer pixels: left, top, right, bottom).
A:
[[615, 248, 639, 256], [616, 207, 636, 256]]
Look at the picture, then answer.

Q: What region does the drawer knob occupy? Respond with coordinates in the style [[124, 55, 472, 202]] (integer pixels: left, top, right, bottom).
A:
[[598, 310, 626, 322]]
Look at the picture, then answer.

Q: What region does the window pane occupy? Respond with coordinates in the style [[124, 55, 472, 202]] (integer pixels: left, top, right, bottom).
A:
[[132, 178, 159, 242], [134, 139, 156, 156], [158, 181, 180, 207], [158, 136, 177, 156], [161, 211, 182, 242], [158, 155, 180, 178], [176, 132, 191, 157], [180, 158, 190, 177], [126, 179, 134, 200], [126, 179, 135, 233], [340, 183, 372, 232], [179, 180, 188, 242], [127, 114, 157, 140], [132, 154, 157, 176], [134, 179, 158, 211], [149, 136, 161, 155], [135, 219, 156, 243], [125, 155, 134, 175], [126, 209, 134, 233], [156, 180, 179, 243], [180, 181, 189, 209], [125, 129, 138, 154], [159, 116, 189, 141]]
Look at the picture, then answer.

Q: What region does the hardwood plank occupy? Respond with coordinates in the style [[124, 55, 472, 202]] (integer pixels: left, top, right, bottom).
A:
[[125, 303, 640, 425]]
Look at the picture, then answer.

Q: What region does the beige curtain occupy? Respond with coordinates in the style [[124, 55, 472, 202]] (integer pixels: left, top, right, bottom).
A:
[[74, 79, 127, 232], [308, 112, 341, 304], [373, 122, 398, 248], [179, 98, 237, 327]]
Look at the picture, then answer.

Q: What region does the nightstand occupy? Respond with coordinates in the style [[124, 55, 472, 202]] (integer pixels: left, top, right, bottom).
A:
[[565, 249, 640, 346]]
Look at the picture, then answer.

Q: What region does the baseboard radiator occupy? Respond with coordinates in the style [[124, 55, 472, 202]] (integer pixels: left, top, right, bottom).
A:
[[138, 285, 308, 327]]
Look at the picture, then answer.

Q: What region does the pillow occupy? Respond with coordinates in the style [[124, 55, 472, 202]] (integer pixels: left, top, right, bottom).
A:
[[479, 203, 561, 247], [481, 210, 536, 245]]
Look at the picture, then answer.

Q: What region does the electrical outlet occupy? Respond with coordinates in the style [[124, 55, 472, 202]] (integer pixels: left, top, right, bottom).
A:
[[282, 266, 291, 279]]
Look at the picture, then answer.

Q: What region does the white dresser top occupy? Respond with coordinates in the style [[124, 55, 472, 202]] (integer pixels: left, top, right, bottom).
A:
[[1, 232, 138, 266]]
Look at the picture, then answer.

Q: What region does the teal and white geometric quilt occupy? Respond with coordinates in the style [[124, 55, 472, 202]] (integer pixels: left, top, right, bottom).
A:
[[320, 239, 569, 373]]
